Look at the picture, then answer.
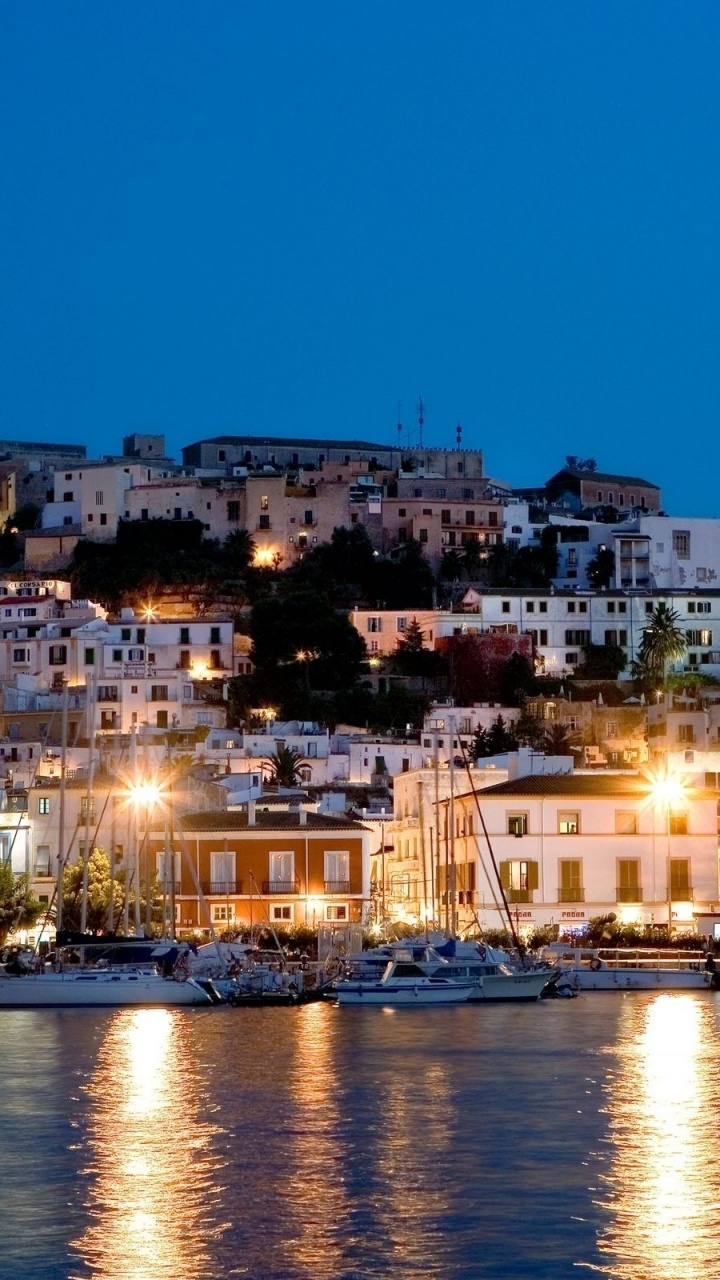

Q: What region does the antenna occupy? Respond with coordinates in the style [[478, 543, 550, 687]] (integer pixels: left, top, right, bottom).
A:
[[456, 421, 462, 448], [417, 397, 425, 449], [396, 401, 403, 447]]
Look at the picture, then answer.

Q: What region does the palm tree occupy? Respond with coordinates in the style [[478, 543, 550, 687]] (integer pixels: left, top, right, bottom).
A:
[[638, 603, 685, 684], [542, 723, 579, 756], [265, 746, 305, 788], [224, 528, 257, 570]]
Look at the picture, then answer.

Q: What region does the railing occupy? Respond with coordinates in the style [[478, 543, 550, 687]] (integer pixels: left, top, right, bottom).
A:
[[557, 888, 585, 903], [324, 880, 351, 895], [262, 879, 300, 895], [616, 887, 643, 903], [506, 889, 532, 903], [201, 879, 243, 895]]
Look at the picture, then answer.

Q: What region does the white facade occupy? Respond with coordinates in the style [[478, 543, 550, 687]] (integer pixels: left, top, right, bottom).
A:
[[45, 460, 175, 540]]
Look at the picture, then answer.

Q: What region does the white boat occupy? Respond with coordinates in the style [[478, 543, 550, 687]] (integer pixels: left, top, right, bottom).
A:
[[343, 939, 556, 1003], [538, 944, 711, 992], [335, 952, 476, 1006], [0, 965, 216, 1008]]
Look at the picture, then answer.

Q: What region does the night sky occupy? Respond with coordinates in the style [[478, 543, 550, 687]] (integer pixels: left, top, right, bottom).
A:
[[2, 2, 719, 514]]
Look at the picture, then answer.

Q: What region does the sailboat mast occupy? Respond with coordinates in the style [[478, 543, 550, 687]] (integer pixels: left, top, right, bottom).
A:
[[53, 680, 69, 937], [80, 673, 96, 934]]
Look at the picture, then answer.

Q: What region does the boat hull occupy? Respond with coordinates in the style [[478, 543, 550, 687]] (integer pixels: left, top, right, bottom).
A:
[[336, 981, 474, 1006], [467, 971, 555, 1002], [558, 968, 708, 992], [0, 972, 214, 1008]]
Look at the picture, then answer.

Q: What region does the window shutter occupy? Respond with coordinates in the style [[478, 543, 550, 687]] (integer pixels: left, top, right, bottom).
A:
[[527, 860, 539, 891], [499, 861, 511, 890]]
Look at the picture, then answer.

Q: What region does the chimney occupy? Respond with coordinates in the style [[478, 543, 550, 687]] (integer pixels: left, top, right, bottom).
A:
[[247, 800, 256, 826], [299, 807, 307, 826]]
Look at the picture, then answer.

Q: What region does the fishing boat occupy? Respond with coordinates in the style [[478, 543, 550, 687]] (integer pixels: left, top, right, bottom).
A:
[[538, 944, 711, 992], [335, 950, 476, 1006]]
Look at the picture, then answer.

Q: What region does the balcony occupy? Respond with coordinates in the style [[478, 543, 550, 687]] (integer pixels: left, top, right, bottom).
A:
[[201, 879, 243, 895], [616, 887, 643, 903], [506, 889, 532, 903], [324, 879, 351, 895], [557, 888, 585, 903], [263, 879, 300, 895]]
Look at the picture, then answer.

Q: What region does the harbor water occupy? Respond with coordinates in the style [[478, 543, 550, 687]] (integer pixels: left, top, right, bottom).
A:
[[3, 991, 720, 1280]]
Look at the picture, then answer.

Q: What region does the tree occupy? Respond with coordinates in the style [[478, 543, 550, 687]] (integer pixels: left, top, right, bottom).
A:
[[497, 653, 538, 706], [587, 547, 615, 589], [485, 715, 517, 755], [265, 746, 305, 788], [61, 847, 126, 935], [542, 723, 579, 755], [638, 603, 685, 684], [513, 710, 546, 749], [575, 643, 627, 680], [0, 864, 43, 946], [223, 528, 257, 571]]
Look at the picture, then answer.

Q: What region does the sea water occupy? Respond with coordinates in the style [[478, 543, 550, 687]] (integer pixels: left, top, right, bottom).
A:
[[2, 992, 720, 1280]]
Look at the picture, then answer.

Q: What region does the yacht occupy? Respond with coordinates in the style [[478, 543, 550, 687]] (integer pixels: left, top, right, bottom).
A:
[[335, 951, 476, 1006], [538, 944, 710, 991]]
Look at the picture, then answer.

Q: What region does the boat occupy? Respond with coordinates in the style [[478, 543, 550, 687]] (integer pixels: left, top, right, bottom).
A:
[[342, 937, 557, 1002], [538, 944, 711, 992], [334, 950, 476, 1006], [0, 940, 219, 1008], [0, 966, 217, 1008]]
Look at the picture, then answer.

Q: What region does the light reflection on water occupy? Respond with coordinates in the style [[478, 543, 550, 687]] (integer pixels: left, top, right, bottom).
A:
[[70, 1009, 227, 1280], [5, 995, 720, 1279], [593, 994, 720, 1280]]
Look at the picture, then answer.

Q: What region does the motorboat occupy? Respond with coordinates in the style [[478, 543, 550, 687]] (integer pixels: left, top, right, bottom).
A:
[[335, 951, 476, 1006], [538, 944, 711, 992], [342, 938, 557, 1003]]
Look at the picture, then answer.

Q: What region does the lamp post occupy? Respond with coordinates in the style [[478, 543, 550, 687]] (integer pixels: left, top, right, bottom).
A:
[[649, 768, 686, 935]]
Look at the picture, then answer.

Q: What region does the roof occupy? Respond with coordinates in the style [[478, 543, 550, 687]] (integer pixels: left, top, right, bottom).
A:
[[179, 808, 367, 831], [466, 774, 654, 798], [548, 468, 660, 490], [184, 434, 399, 452]]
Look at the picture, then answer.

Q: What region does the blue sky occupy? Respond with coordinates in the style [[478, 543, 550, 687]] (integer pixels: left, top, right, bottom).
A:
[[1, 2, 719, 515]]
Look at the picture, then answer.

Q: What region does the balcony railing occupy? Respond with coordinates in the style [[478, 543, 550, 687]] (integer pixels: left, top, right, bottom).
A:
[[201, 879, 243, 895], [557, 888, 585, 903], [263, 879, 300, 895], [506, 889, 532, 903], [616, 887, 643, 903], [324, 879, 351, 895]]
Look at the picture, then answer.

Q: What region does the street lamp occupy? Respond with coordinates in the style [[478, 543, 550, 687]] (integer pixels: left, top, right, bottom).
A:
[[647, 767, 687, 933]]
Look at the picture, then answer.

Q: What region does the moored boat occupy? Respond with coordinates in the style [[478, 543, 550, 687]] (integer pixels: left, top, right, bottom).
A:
[[335, 952, 476, 1006], [0, 967, 216, 1008], [538, 944, 710, 991]]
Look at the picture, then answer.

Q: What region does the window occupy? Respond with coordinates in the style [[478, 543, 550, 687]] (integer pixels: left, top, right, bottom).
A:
[[268, 851, 295, 892], [227, 501, 240, 522], [526, 602, 535, 613], [396, 617, 408, 632], [35, 845, 51, 876], [669, 858, 691, 899], [669, 810, 688, 835], [558, 859, 583, 903], [63, 490, 73, 501], [212, 905, 235, 923], [558, 811, 579, 835], [49, 645, 67, 665], [539, 602, 547, 613], [499, 859, 538, 902], [398, 508, 406, 517], [271, 905, 293, 921], [419, 528, 428, 543], [38, 797, 50, 815], [209, 649, 221, 669], [12, 648, 28, 663], [128, 648, 143, 662], [258, 514, 270, 529], [605, 630, 618, 647], [80, 797, 96, 824], [210, 626, 221, 644], [507, 813, 528, 836], [97, 685, 119, 701], [112, 648, 122, 663], [617, 859, 642, 902], [84, 647, 95, 666], [304, 510, 314, 525], [685, 629, 712, 646], [441, 509, 451, 523], [565, 630, 590, 646], [150, 685, 169, 701], [260, 495, 269, 511], [100, 513, 107, 526], [567, 602, 576, 614], [210, 850, 235, 894], [95, 490, 104, 506], [673, 530, 690, 559], [678, 724, 695, 743], [180, 627, 190, 645], [324, 850, 349, 893], [367, 617, 382, 633], [326, 905, 348, 921], [179, 650, 191, 669], [465, 511, 475, 526], [502, 601, 510, 614]]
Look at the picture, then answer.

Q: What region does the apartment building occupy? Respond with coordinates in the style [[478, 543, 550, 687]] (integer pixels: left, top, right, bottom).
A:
[[42, 458, 177, 541], [380, 772, 719, 935], [147, 802, 371, 932]]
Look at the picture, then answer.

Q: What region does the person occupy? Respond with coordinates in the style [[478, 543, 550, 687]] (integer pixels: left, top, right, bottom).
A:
[[704, 952, 716, 974]]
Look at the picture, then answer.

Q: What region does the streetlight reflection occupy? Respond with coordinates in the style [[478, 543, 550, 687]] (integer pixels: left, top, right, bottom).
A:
[[596, 995, 720, 1279]]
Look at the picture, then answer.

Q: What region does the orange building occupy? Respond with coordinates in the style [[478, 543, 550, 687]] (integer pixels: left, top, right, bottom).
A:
[[149, 805, 370, 934]]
